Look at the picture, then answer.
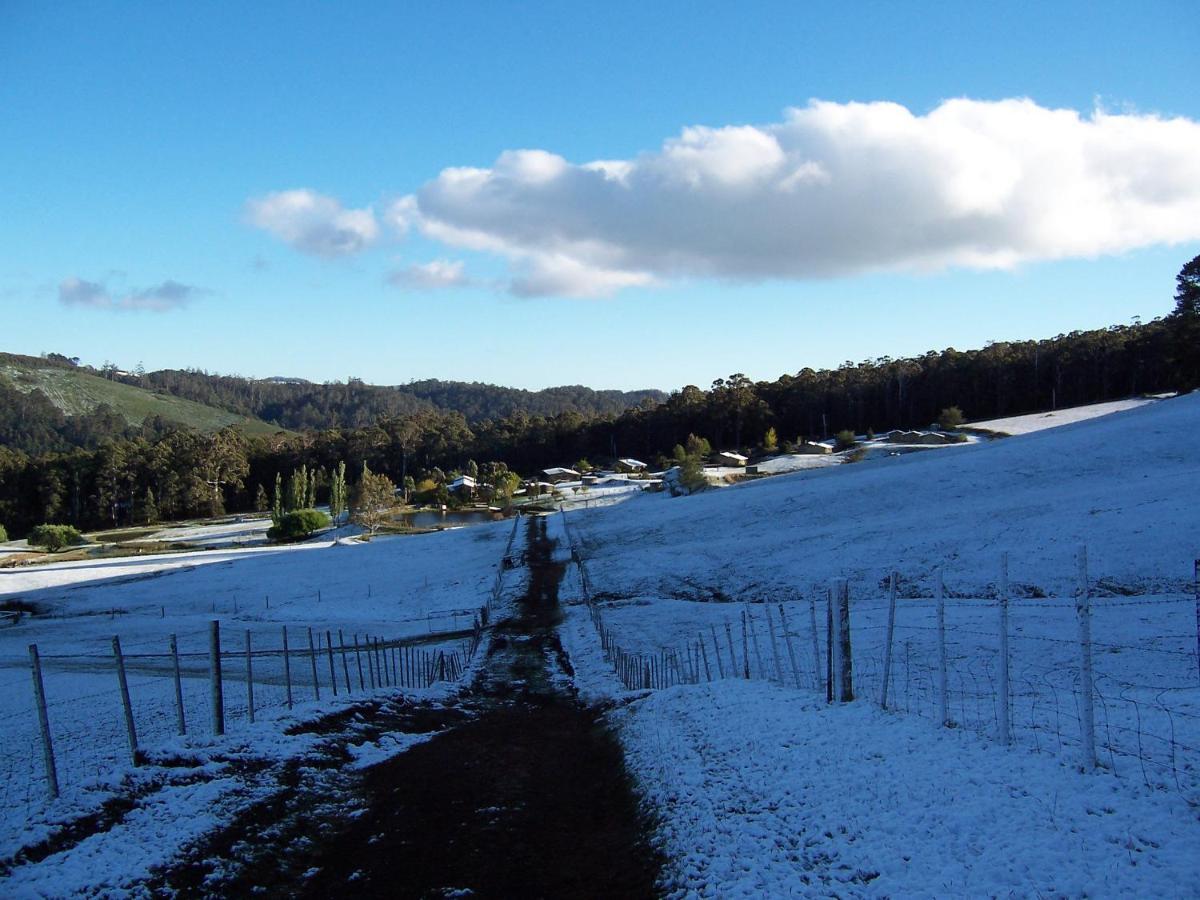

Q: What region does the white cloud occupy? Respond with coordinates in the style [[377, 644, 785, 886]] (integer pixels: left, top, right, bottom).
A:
[[389, 97, 1200, 297], [387, 259, 470, 290], [58, 277, 200, 312], [245, 189, 378, 258]]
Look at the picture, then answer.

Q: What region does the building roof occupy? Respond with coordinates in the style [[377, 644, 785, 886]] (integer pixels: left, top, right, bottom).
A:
[[448, 474, 476, 489], [543, 467, 580, 477], [617, 458, 647, 468], [718, 451, 749, 463]]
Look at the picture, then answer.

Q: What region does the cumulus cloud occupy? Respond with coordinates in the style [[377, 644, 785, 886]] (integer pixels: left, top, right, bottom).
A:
[[387, 259, 470, 290], [389, 98, 1200, 297], [58, 277, 200, 312], [245, 188, 378, 258]]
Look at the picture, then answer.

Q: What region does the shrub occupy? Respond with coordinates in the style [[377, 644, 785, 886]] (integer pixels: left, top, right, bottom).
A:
[[0, 523, 7, 542], [938, 406, 965, 430], [28, 524, 84, 551], [267, 508, 331, 542], [834, 429, 858, 451]]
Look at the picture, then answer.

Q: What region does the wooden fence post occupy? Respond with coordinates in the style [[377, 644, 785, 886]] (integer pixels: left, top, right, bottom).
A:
[[326, 631, 338, 697], [836, 579, 853, 702], [28, 644, 59, 798], [245, 630, 255, 724], [1075, 546, 1097, 769], [724, 622, 737, 679], [766, 605, 784, 684], [169, 633, 186, 735], [209, 620, 225, 736], [779, 605, 802, 690], [747, 605, 765, 679], [740, 611, 751, 679], [282, 626, 293, 710], [808, 593, 822, 695], [997, 553, 1011, 743], [710, 625, 725, 678], [112, 636, 139, 765], [880, 572, 898, 709], [698, 633, 712, 681], [353, 635, 365, 690], [338, 629, 351, 693], [825, 589, 834, 703], [936, 569, 949, 727], [307, 627, 320, 700]]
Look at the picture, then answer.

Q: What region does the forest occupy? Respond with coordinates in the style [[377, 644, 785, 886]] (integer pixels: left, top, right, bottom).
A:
[[1, 256, 1197, 539]]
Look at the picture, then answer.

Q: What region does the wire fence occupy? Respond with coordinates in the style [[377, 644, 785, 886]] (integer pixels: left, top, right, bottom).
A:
[[2, 612, 488, 845], [562, 509, 1200, 806]]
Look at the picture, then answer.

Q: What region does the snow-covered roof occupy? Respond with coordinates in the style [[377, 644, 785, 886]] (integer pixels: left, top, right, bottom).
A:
[[618, 458, 647, 468], [718, 451, 749, 463], [543, 467, 580, 477]]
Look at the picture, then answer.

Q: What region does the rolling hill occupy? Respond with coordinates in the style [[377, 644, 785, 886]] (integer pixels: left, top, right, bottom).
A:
[[0, 354, 285, 437]]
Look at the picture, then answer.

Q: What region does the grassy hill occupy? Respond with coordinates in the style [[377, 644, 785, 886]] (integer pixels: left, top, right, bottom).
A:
[[0, 356, 286, 437]]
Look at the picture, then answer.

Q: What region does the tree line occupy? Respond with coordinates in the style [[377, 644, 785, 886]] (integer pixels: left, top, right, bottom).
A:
[[2, 256, 1196, 539]]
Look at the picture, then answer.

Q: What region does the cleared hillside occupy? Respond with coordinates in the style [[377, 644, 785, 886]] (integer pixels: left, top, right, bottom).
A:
[[0, 358, 285, 437]]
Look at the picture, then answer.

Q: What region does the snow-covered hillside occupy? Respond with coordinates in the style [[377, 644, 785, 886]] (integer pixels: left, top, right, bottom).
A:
[[571, 392, 1200, 599], [558, 393, 1200, 896]]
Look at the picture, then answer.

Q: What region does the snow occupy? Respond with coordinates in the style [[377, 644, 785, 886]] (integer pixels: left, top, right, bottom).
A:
[[559, 392, 1200, 896], [612, 680, 1200, 897], [5, 393, 1200, 894], [968, 397, 1161, 435], [0, 520, 511, 865]]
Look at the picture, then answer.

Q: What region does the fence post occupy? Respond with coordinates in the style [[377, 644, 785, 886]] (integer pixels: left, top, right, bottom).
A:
[[710, 625, 725, 678], [825, 589, 834, 703], [880, 572, 898, 709], [282, 626, 293, 710], [740, 611, 751, 679], [307, 627, 320, 701], [747, 605, 765, 679], [338, 629, 351, 693], [997, 553, 1011, 743], [169, 633, 186, 735], [809, 594, 822, 695], [112, 636, 139, 766], [836, 579, 853, 702], [326, 630, 338, 697], [766, 605, 784, 684], [209, 620, 224, 736], [353, 635, 366, 690], [779, 605, 802, 690], [28, 644, 59, 799], [245, 630, 255, 724], [936, 569, 949, 727], [1075, 546, 1097, 769], [698, 634, 712, 681], [724, 622, 737, 680]]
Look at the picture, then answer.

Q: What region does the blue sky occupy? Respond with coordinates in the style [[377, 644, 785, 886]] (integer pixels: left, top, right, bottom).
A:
[[2, 2, 1198, 391]]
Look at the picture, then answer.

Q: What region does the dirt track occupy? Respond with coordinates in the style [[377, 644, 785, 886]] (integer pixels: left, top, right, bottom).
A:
[[151, 515, 661, 898]]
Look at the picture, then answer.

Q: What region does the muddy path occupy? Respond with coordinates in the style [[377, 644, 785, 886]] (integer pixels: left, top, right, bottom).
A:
[[151, 514, 661, 898]]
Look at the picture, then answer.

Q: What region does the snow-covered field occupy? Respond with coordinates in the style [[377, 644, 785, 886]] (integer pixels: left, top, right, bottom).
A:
[[968, 396, 1161, 435], [557, 393, 1200, 896], [0, 520, 513, 864]]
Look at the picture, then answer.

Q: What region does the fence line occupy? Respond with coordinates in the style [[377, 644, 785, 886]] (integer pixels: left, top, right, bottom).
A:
[[561, 507, 1200, 804]]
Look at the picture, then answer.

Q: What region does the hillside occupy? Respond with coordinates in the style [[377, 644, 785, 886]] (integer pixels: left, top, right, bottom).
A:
[[0, 354, 287, 441], [132, 368, 667, 429]]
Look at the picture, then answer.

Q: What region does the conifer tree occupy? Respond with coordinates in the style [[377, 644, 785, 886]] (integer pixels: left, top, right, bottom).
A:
[[272, 472, 283, 524], [330, 461, 347, 523], [254, 483, 269, 512], [140, 488, 159, 525], [307, 468, 317, 508]]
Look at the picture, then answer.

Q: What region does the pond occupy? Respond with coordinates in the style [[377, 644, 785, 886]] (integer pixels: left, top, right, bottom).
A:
[[393, 509, 506, 530]]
